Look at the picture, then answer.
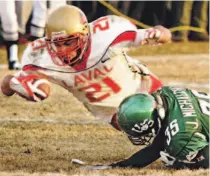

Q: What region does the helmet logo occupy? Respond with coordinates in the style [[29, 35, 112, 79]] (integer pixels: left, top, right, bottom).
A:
[[52, 31, 67, 40], [131, 119, 154, 134]]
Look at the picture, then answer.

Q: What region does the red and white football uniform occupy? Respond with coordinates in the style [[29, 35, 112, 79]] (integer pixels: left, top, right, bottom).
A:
[[18, 15, 163, 122]]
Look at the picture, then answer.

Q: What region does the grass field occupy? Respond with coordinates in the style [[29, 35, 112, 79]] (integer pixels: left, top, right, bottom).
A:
[[0, 41, 209, 176]]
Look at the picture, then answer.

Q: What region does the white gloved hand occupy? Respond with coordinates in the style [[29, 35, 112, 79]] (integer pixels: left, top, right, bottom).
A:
[[125, 54, 152, 92], [141, 28, 161, 46], [128, 60, 150, 80], [160, 151, 176, 166]]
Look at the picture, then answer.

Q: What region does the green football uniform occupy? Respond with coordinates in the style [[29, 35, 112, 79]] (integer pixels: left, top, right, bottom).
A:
[[111, 86, 209, 169], [153, 86, 209, 162]]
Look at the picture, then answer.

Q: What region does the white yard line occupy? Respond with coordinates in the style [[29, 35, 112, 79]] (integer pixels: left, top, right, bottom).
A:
[[134, 53, 209, 62], [0, 118, 105, 125], [0, 80, 208, 125], [167, 81, 209, 89], [0, 64, 7, 69], [0, 54, 208, 124]]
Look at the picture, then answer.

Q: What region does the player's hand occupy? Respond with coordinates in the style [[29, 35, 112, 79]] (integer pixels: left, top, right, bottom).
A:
[[160, 151, 176, 167], [141, 26, 171, 45], [128, 60, 150, 81], [154, 25, 172, 43], [141, 28, 161, 45]]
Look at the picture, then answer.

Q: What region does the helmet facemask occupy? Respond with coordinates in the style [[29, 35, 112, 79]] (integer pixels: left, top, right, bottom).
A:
[[46, 32, 89, 67], [129, 109, 162, 145], [127, 133, 154, 146]]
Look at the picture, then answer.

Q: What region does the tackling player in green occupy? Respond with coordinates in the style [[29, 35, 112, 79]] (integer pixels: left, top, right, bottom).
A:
[[85, 86, 209, 169]]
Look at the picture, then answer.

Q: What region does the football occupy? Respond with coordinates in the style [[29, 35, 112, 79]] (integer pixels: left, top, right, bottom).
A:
[[32, 78, 51, 100], [0, 75, 15, 96], [8, 75, 51, 102]]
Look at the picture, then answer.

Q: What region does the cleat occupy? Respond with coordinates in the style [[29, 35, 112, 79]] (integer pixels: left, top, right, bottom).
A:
[[8, 60, 21, 70]]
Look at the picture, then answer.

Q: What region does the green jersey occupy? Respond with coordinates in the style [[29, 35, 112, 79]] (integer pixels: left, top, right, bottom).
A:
[[154, 86, 209, 161]]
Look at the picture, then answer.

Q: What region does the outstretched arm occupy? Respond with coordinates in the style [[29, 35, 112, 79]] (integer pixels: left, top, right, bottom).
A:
[[125, 54, 163, 93], [110, 143, 161, 168], [82, 142, 161, 171], [83, 131, 165, 170], [1, 70, 50, 102], [110, 131, 164, 168], [134, 25, 172, 46]]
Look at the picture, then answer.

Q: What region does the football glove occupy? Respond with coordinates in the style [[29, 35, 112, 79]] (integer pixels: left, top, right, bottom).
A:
[[140, 28, 161, 46], [160, 151, 176, 167], [127, 56, 150, 80]]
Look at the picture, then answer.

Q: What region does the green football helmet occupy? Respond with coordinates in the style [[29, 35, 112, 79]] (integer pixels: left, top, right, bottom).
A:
[[117, 93, 161, 145]]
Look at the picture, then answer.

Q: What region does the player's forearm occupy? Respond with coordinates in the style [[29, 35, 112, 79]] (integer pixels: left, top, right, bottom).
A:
[[153, 25, 172, 43], [1, 70, 50, 102], [110, 131, 165, 168], [110, 144, 160, 168]]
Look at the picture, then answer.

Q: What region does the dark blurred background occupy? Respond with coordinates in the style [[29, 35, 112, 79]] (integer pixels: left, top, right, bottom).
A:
[[0, 0, 209, 45]]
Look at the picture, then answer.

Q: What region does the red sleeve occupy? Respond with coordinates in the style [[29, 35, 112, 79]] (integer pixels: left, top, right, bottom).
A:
[[111, 31, 136, 46], [23, 65, 47, 71], [149, 74, 163, 94]]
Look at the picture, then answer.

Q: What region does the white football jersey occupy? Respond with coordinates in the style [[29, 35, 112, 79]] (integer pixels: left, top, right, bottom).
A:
[[20, 15, 153, 122]]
